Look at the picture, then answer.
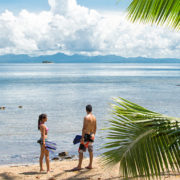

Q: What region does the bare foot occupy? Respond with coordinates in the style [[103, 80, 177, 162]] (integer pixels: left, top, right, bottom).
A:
[[47, 170, 53, 173], [40, 169, 45, 172], [85, 166, 93, 169]]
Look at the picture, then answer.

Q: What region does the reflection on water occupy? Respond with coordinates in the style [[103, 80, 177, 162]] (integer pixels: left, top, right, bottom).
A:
[[0, 63, 180, 165]]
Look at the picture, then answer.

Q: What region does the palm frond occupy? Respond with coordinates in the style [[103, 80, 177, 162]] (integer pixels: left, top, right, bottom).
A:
[[126, 0, 180, 30], [101, 97, 180, 179]]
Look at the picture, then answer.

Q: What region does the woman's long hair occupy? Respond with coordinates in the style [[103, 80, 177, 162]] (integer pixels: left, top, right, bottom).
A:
[[38, 114, 47, 130]]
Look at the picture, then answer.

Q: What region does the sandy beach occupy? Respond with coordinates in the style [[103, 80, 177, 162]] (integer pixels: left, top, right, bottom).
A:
[[0, 158, 179, 180]]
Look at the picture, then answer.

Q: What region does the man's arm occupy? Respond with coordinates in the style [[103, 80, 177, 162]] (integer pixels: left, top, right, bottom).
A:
[[81, 117, 87, 141], [94, 118, 97, 134]]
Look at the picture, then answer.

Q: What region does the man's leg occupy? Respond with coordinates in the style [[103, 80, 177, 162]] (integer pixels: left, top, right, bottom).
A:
[[77, 152, 83, 169], [72, 143, 86, 171], [87, 144, 93, 169], [88, 151, 93, 168]]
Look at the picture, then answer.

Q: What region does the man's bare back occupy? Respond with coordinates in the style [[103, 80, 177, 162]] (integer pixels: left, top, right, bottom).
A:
[[82, 113, 96, 136]]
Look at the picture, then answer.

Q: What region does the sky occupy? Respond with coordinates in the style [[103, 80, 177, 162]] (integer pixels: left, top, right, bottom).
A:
[[0, 0, 131, 13], [0, 0, 179, 58]]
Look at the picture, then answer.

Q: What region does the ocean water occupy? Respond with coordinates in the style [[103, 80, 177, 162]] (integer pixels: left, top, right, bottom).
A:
[[0, 63, 180, 165]]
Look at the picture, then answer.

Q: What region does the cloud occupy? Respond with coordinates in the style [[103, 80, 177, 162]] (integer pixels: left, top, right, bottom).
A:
[[0, 0, 179, 58]]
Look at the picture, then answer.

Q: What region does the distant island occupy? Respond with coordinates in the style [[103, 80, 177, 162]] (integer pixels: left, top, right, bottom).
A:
[[0, 53, 179, 63], [42, 61, 53, 63]]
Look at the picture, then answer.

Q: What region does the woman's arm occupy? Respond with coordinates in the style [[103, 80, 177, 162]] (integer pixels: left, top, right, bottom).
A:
[[40, 125, 46, 146]]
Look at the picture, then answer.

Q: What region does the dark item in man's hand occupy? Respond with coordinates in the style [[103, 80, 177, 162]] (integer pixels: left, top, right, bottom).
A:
[[73, 135, 82, 144]]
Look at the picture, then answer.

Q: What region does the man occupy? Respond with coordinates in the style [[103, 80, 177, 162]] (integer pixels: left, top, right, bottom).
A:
[[74, 104, 97, 170]]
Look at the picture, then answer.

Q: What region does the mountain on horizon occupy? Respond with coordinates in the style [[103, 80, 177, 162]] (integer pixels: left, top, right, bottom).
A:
[[0, 53, 179, 63]]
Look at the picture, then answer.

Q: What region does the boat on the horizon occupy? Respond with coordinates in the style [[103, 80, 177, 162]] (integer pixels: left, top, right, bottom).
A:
[[42, 61, 54, 63]]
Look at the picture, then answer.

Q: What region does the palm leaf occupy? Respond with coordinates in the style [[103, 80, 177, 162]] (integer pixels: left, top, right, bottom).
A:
[[125, 0, 180, 30], [101, 97, 180, 179]]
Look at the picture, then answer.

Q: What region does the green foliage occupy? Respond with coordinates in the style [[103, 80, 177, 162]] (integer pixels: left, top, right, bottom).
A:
[[126, 0, 180, 30], [102, 97, 180, 179]]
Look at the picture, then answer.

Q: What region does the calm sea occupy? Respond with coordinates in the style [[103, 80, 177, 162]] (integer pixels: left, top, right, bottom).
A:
[[0, 63, 180, 165]]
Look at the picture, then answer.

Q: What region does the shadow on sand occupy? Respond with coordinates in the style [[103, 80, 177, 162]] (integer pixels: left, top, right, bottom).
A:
[[0, 172, 19, 180], [20, 171, 42, 175]]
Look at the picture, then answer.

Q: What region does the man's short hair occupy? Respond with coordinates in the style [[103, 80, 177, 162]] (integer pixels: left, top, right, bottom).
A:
[[86, 104, 92, 112]]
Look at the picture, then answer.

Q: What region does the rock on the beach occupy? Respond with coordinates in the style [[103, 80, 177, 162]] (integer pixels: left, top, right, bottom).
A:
[[58, 152, 69, 157], [18, 106, 23, 108], [64, 156, 73, 159], [52, 157, 59, 161], [0, 107, 6, 110]]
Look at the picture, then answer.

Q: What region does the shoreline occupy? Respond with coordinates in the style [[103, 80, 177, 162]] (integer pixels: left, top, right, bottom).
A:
[[0, 158, 180, 180], [0, 159, 79, 169]]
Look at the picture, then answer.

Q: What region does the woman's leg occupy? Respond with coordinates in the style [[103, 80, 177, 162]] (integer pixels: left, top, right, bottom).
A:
[[39, 145, 45, 171], [45, 149, 50, 172]]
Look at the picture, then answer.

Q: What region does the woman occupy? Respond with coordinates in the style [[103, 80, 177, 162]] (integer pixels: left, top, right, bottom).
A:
[[38, 114, 50, 173]]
